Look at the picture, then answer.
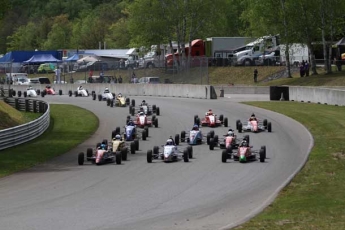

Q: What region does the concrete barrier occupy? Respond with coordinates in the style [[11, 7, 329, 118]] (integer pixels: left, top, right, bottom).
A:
[[213, 86, 269, 95], [289, 86, 345, 106], [10, 84, 213, 99]]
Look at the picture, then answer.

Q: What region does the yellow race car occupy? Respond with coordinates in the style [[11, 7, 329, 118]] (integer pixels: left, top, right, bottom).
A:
[[114, 93, 133, 107]]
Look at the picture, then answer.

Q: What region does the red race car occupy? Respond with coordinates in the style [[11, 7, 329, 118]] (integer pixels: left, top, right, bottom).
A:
[[195, 109, 228, 127], [132, 112, 158, 128], [42, 85, 56, 96]]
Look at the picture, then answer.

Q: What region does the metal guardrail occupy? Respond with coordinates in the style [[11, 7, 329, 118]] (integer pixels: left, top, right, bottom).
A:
[[0, 97, 50, 150]]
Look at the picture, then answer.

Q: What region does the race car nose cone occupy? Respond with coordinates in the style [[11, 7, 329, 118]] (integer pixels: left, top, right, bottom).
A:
[[239, 155, 246, 162]]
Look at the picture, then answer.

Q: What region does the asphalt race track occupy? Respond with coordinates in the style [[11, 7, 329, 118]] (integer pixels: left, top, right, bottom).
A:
[[0, 94, 312, 230]]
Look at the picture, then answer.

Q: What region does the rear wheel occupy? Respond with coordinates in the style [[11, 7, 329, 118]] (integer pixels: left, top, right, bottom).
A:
[[147, 150, 153, 163], [261, 145, 266, 159], [78, 152, 84, 165], [59, 90, 62, 95], [156, 107, 160, 116], [154, 118, 158, 127], [221, 150, 228, 163], [181, 131, 186, 142], [236, 119, 241, 130], [131, 107, 135, 116], [194, 115, 198, 124], [263, 119, 268, 127], [129, 105, 132, 114], [210, 130, 215, 138], [115, 152, 122, 164], [134, 139, 139, 150], [259, 149, 265, 162], [267, 122, 272, 132], [153, 146, 159, 157], [23, 92, 27, 97], [74, 91, 78, 97], [92, 93, 96, 100], [209, 138, 215, 150], [130, 142, 136, 154], [175, 134, 180, 145], [144, 126, 149, 136], [131, 99, 135, 107], [87, 148, 93, 160], [219, 114, 224, 122], [126, 97, 130, 105], [187, 146, 193, 158], [238, 123, 243, 133], [98, 94, 102, 101], [18, 91, 22, 97], [183, 150, 189, 162], [224, 117, 228, 127], [195, 117, 200, 126], [121, 148, 128, 161], [207, 133, 211, 145]]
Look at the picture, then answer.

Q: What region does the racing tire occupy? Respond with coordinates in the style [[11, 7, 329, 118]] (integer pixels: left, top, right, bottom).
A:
[[194, 115, 198, 124], [183, 150, 189, 162], [130, 142, 136, 154], [261, 145, 267, 159], [259, 149, 265, 162], [147, 150, 153, 163], [131, 107, 135, 116], [219, 114, 224, 122], [126, 97, 130, 105], [154, 118, 158, 128], [74, 91, 78, 97], [236, 119, 241, 130], [181, 131, 186, 142], [18, 91, 21, 97], [267, 122, 272, 132], [209, 138, 215, 150], [129, 105, 132, 114], [238, 122, 243, 133], [98, 94, 102, 101], [210, 130, 215, 138], [111, 130, 117, 139], [91, 91, 95, 96], [115, 152, 122, 165], [207, 133, 211, 145], [156, 107, 160, 116], [134, 139, 139, 151], [12, 90, 16, 96], [115, 127, 121, 135], [144, 126, 149, 137], [195, 117, 200, 126], [68, 90, 72, 97], [110, 99, 114, 107], [87, 148, 93, 160], [244, 135, 250, 144], [214, 135, 219, 144], [121, 148, 128, 161], [153, 146, 159, 157], [131, 99, 135, 107], [222, 150, 228, 163], [152, 115, 156, 123], [152, 105, 156, 112], [142, 130, 147, 141], [23, 92, 27, 97], [107, 99, 111, 106], [187, 146, 193, 158], [224, 117, 228, 127], [175, 134, 180, 145], [41, 91, 45, 97], [263, 119, 268, 127], [36, 89, 40, 95], [59, 90, 62, 95], [78, 152, 85, 165], [92, 93, 96, 100]]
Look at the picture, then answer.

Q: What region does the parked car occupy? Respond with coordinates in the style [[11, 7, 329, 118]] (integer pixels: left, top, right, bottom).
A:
[[137, 77, 160, 84], [75, 61, 108, 72], [30, 77, 51, 84], [37, 63, 56, 73]]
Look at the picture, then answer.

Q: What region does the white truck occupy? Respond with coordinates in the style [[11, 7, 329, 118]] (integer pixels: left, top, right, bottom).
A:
[[233, 35, 280, 66], [125, 48, 139, 69], [138, 43, 178, 69]]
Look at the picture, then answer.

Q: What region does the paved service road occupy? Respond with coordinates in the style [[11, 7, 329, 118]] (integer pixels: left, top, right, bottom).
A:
[[0, 94, 312, 230]]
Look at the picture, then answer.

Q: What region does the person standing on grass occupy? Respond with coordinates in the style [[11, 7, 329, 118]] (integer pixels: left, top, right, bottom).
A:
[[253, 69, 258, 83]]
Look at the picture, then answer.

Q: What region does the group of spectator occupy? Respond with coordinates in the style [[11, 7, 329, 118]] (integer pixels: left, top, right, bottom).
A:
[[299, 60, 310, 77]]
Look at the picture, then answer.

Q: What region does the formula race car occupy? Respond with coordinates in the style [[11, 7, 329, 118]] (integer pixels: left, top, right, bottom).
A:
[[24, 86, 38, 97], [129, 100, 160, 116], [113, 93, 134, 107], [236, 114, 272, 133], [147, 137, 193, 163], [195, 109, 228, 127], [68, 86, 89, 97], [111, 134, 137, 157], [97, 88, 115, 101], [78, 140, 122, 165], [179, 124, 214, 145], [222, 140, 266, 163], [41, 85, 57, 97], [128, 112, 158, 129], [209, 130, 249, 151], [112, 123, 146, 144]]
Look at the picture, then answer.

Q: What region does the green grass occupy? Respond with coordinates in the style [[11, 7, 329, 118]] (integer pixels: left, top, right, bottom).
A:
[[0, 104, 98, 177], [234, 101, 345, 230]]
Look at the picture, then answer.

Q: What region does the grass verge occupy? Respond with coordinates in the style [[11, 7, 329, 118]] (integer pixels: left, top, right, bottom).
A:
[[0, 104, 98, 178], [235, 101, 345, 230]]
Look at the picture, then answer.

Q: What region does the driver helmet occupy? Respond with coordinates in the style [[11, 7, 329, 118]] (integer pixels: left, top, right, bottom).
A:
[[115, 134, 121, 140], [105, 87, 109, 92], [118, 93, 122, 97], [208, 109, 213, 114], [29, 86, 33, 90], [193, 124, 199, 130], [228, 131, 234, 136], [241, 140, 248, 147], [251, 113, 255, 117], [142, 100, 146, 104], [166, 139, 173, 145], [139, 112, 144, 116], [205, 112, 209, 116], [100, 144, 106, 150]]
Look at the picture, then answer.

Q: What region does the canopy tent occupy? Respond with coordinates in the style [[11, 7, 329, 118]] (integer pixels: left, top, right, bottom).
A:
[[65, 54, 79, 62], [23, 54, 61, 63], [335, 37, 345, 46]]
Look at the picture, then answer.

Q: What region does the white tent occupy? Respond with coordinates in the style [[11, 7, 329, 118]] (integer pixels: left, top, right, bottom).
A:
[[77, 55, 100, 63]]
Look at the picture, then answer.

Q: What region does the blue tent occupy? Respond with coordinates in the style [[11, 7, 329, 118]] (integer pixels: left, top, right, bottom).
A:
[[65, 54, 79, 62], [23, 54, 61, 63]]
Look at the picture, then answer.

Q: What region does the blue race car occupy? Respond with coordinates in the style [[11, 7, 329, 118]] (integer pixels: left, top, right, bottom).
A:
[[179, 124, 213, 145]]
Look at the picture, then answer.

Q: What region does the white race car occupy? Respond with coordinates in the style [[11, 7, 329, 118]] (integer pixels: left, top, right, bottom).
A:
[[147, 137, 193, 163], [98, 88, 114, 101], [69, 86, 89, 97], [24, 86, 38, 97]]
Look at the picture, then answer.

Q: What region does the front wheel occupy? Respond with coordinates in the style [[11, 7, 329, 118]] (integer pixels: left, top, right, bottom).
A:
[[134, 139, 139, 151], [175, 134, 180, 145], [147, 150, 153, 163], [187, 146, 193, 158], [78, 152, 84, 165], [115, 152, 122, 164], [224, 117, 228, 127], [221, 150, 228, 163], [183, 150, 189, 162]]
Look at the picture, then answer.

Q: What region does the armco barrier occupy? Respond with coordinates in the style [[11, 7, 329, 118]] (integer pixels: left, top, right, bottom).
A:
[[10, 84, 214, 99], [0, 98, 50, 150], [289, 86, 345, 106]]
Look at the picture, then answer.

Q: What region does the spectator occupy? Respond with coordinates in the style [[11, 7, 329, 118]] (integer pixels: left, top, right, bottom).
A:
[[54, 67, 61, 84], [118, 75, 122, 83], [89, 69, 93, 79], [113, 76, 117, 83], [100, 71, 104, 83], [305, 61, 310, 76], [299, 62, 305, 77], [70, 76, 74, 84], [253, 69, 258, 83]]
